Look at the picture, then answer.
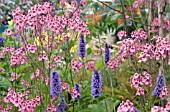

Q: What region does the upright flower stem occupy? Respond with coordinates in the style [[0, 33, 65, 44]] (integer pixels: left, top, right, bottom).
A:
[[119, 0, 127, 33]]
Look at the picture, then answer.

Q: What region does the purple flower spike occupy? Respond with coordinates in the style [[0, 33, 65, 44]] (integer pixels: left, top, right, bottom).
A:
[[57, 97, 66, 112], [91, 70, 102, 98], [50, 71, 62, 98], [152, 73, 165, 96], [0, 37, 4, 46], [104, 44, 110, 64], [78, 34, 86, 58]]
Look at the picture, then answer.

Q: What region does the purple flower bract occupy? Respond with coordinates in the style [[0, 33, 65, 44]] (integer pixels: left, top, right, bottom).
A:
[[104, 43, 110, 64], [91, 70, 102, 98], [50, 71, 62, 98], [78, 34, 86, 58]]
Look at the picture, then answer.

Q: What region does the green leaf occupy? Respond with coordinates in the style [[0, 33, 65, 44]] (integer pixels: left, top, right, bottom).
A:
[[95, 60, 103, 69], [87, 48, 92, 55], [165, 5, 170, 12], [111, 14, 121, 21], [114, 100, 121, 111]]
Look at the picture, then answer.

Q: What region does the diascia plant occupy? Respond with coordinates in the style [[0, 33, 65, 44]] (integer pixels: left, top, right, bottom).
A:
[[93, 0, 170, 112], [0, 0, 100, 111]]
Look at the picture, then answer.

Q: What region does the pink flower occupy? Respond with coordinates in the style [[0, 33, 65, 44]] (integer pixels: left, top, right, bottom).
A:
[[71, 58, 83, 72], [133, 1, 139, 8], [70, 88, 80, 99], [129, 46, 136, 55], [26, 44, 37, 53], [4, 29, 13, 36], [117, 30, 127, 40], [166, 101, 170, 110], [0, 68, 5, 72], [53, 56, 61, 62], [86, 62, 95, 71], [80, 0, 86, 7], [135, 87, 144, 96], [117, 100, 134, 112], [151, 106, 160, 112], [61, 82, 70, 92], [30, 73, 35, 80], [151, 106, 167, 112], [160, 86, 168, 100], [11, 73, 18, 81], [45, 78, 49, 85]]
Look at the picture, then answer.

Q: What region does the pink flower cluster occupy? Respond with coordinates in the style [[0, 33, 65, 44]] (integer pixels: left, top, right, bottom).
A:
[[30, 69, 45, 81], [11, 2, 89, 36], [38, 53, 49, 62], [131, 28, 147, 40], [0, 68, 5, 72], [86, 62, 95, 71], [61, 81, 80, 98], [26, 44, 37, 53], [11, 72, 18, 81], [151, 106, 167, 112], [0, 104, 12, 112], [4, 88, 41, 112], [1, 46, 11, 55], [10, 47, 28, 66], [107, 38, 136, 71], [166, 101, 170, 111], [117, 100, 135, 112], [135, 87, 144, 96], [138, 36, 170, 62], [70, 88, 80, 99], [130, 71, 152, 96], [61, 83, 70, 92], [21, 80, 30, 88], [108, 29, 170, 71], [53, 55, 61, 62], [150, 17, 170, 33], [0, 46, 24, 65], [70, 59, 83, 72], [117, 30, 127, 40], [133, 1, 139, 8], [46, 103, 56, 112], [4, 29, 13, 36], [160, 86, 169, 100]]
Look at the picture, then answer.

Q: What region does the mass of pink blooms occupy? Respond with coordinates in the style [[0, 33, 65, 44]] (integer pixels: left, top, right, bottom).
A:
[[70, 58, 83, 72], [117, 100, 135, 112]]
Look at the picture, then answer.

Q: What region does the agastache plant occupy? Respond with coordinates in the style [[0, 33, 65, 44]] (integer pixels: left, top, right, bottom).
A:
[[152, 72, 165, 97], [78, 34, 86, 58], [57, 97, 66, 112], [91, 70, 102, 98], [50, 71, 62, 98], [0, 37, 4, 46], [104, 43, 110, 64]]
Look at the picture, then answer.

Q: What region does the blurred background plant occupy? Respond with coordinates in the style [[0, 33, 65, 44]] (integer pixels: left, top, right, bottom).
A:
[[0, 0, 170, 112]]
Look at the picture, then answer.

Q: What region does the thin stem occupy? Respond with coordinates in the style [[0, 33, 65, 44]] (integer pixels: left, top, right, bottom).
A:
[[119, 0, 127, 32], [97, 0, 122, 14]]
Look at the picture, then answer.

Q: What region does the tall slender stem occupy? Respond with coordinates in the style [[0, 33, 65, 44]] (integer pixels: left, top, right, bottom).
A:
[[119, 0, 127, 33]]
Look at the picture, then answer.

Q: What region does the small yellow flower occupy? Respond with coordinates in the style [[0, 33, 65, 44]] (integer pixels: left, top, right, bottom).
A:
[[34, 32, 48, 46], [70, 45, 78, 53], [8, 20, 14, 26]]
